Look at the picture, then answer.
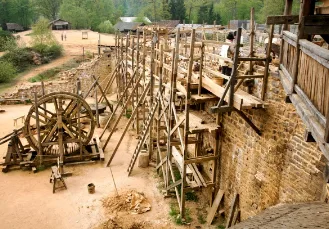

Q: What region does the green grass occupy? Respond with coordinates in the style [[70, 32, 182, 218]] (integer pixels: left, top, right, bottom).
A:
[[198, 214, 206, 224], [29, 68, 61, 82], [172, 167, 198, 201], [217, 225, 225, 229], [28, 59, 80, 83], [169, 203, 192, 225]]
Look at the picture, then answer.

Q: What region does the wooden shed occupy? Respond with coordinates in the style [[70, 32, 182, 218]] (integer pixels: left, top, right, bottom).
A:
[[6, 23, 24, 32], [49, 19, 70, 30]]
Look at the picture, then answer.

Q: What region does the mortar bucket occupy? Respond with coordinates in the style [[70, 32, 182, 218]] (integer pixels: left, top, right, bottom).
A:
[[87, 183, 95, 194]]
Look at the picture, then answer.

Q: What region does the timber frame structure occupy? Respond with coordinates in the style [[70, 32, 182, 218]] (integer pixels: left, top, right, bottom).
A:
[[267, 0, 329, 160], [101, 9, 272, 220]]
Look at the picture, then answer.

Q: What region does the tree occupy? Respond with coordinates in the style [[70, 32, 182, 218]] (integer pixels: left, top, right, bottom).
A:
[[59, 0, 114, 30], [31, 18, 56, 46], [34, 0, 62, 20], [197, 5, 208, 24], [169, 0, 186, 22], [0, 0, 35, 28]]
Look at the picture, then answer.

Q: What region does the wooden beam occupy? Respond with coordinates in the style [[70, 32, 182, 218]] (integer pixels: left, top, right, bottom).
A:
[[185, 155, 219, 164], [304, 15, 329, 26], [261, 24, 274, 100], [206, 189, 224, 225], [266, 15, 299, 25], [304, 26, 329, 35], [166, 179, 182, 191], [235, 108, 261, 136], [226, 194, 240, 229]]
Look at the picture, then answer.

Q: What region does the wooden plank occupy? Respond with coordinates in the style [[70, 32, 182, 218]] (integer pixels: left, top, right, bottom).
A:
[[187, 164, 203, 187], [193, 74, 252, 110], [304, 15, 329, 26], [170, 118, 185, 136], [185, 155, 219, 164], [191, 94, 218, 102], [172, 146, 192, 174], [203, 67, 230, 80], [304, 25, 329, 35], [191, 163, 207, 187], [206, 189, 225, 225], [226, 194, 240, 228], [166, 179, 182, 190], [266, 15, 299, 25]]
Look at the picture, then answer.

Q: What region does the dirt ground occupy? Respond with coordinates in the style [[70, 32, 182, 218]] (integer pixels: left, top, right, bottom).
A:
[[0, 103, 217, 229], [0, 104, 172, 229], [0, 30, 220, 229]]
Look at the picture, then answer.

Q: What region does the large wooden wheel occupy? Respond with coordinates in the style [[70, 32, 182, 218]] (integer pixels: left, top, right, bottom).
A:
[[24, 92, 95, 154]]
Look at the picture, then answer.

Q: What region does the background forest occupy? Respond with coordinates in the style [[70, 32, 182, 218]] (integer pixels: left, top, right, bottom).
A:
[[0, 0, 300, 31]]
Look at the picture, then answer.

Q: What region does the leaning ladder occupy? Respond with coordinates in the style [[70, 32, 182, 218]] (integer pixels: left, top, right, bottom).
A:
[[127, 97, 159, 176]]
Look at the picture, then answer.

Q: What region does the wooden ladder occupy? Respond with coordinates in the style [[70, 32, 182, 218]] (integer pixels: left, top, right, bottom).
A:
[[127, 98, 159, 176]]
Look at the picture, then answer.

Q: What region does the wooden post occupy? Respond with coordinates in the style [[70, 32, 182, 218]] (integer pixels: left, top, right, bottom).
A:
[[131, 35, 135, 129], [142, 30, 146, 127], [229, 28, 242, 108], [211, 126, 221, 205], [125, 34, 129, 114], [198, 42, 204, 96], [41, 81, 46, 115], [249, 8, 255, 75], [280, 0, 293, 65], [181, 29, 196, 219], [57, 98, 64, 174], [34, 93, 43, 165], [149, 32, 155, 158], [76, 78, 81, 96], [165, 48, 176, 188], [283, 0, 293, 31], [290, 0, 315, 94], [156, 44, 164, 172], [115, 33, 118, 61], [136, 30, 140, 135], [95, 77, 100, 128], [261, 25, 274, 101]]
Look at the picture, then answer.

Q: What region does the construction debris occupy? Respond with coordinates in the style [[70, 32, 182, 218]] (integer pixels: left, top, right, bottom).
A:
[[102, 190, 151, 214]]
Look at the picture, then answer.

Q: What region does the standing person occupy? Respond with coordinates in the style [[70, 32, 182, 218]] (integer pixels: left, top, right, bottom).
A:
[[64, 31, 67, 41], [61, 32, 63, 41]]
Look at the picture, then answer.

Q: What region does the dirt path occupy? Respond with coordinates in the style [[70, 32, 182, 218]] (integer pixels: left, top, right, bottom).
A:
[[17, 55, 73, 83]]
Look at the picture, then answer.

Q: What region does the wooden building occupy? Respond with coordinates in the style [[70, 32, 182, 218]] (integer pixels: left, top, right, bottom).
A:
[[5, 23, 24, 32], [113, 22, 144, 33], [49, 19, 70, 30]]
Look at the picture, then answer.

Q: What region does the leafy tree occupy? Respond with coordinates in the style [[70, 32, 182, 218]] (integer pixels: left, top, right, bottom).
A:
[[98, 20, 115, 34], [31, 18, 56, 46], [0, 61, 17, 83], [0, 0, 35, 28], [60, 0, 114, 30], [197, 5, 208, 24], [33, 0, 62, 20], [169, 0, 186, 22]]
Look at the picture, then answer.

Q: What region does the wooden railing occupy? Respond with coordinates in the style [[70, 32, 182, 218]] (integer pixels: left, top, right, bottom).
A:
[[297, 40, 329, 118], [280, 30, 329, 143], [281, 31, 297, 80]]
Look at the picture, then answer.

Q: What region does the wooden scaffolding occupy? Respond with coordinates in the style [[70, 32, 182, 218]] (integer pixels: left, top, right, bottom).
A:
[[101, 11, 272, 220]]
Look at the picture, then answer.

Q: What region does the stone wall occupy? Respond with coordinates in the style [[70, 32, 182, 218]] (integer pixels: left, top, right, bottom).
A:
[[199, 73, 328, 220]]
